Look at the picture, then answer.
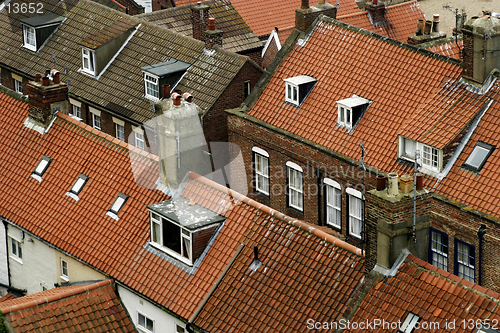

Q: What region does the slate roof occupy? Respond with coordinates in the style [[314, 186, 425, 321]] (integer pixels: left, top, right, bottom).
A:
[[78, 17, 137, 49], [0, 0, 254, 123], [247, 16, 461, 173], [227, 0, 360, 38], [344, 255, 500, 333], [188, 175, 365, 332], [338, 0, 426, 43], [137, 0, 262, 54], [0, 280, 136, 333]]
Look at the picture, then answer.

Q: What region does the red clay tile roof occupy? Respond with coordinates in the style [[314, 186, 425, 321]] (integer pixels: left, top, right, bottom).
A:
[[228, 0, 360, 37], [344, 254, 500, 333], [247, 16, 461, 173], [192, 175, 365, 332], [338, 0, 425, 43], [424, 37, 463, 60], [0, 280, 136, 333], [137, 0, 262, 54], [0, 294, 16, 303]]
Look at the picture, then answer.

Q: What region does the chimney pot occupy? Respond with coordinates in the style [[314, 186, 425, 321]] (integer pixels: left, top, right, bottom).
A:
[[208, 17, 215, 31], [376, 175, 386, 191], [387, 172, 398, 197], [416, 19, 424, 35], [301, 0, 309, 9], [373, 0, 378, 5], [183, 92, 193, 102], [41, 76, 50, 86], [432, 14, 440, 32], [424, 20, 432, 34], [172, 93, 181, 106], [34, 74, 42, 83], [318, 0, 325, 4], [416, 173, 423, 191], [162, 84, 171, 99]]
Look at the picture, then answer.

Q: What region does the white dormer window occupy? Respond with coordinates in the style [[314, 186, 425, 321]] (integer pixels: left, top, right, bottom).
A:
[[337, 96, 371, 130], [82, 48, 96, 75], [144, 74, 159, 100], [398, 312, 420, 333], [150, 212, 193, 265], [23, 25, 36, 51], [283, 75, 317, 106], [398, 136, 442, 173]]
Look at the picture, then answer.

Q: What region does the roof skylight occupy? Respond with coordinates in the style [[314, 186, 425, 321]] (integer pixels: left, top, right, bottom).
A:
[[397, 312, 419, 333], [106, 193, 129, 220], [31, 156, 52, 182], [463, 141, 495, 172], [69, 174, 89, 196]]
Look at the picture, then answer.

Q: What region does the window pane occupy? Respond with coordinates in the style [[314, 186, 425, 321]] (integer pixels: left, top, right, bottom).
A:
[[293, 86, 297, 101], [348, 195, 362, 237], [326, 185, 341, 228], [110, 196, 125, 213], [11, 239, 16, 256], [430, 231, 448, 270], [18, 243, 22, 259], [136, 132, 145, 150], [88, 51, 94, 72], [163, 219, 181, 254], [152, 221, 161, 243], [35, 159, 49, 175], [146, 318, 154, 330], [138, 314, 145, 327], [404, 138, 416, 158], [182, 237, 191, 260], [346, 108, 351, 124], [287, 84, 291, 99], [340, 107, 345, 123], [465, 146, 489, 169], [116, 124, 125, 141]]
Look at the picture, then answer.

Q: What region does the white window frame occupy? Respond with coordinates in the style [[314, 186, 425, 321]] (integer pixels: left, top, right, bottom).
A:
[[324, 178, 342, 229], [92, 113, 101, 130], [398, 312, 420, 333], [175, 324, 185, 333], [430, 229, 448, 271], [135, 131, 145, 150], [286, 161, 303, 211], [60, 259, 69, 281], [81, 48, 96, 75], [14, 79, 23, 94], [346, 188, 363, 239], [116, 123, 125, 141], [337, 104, 352, 129], [253, 147, 269, 196], [10, 237, 22, 263], [144, 74, 159, 100], [398, 136, 442, 173], [72, 104, 81, 120], [137, 311, 154, 333], [69, 174, 89, 195], [285, 82, 298, 105], [150, 212, 194, 266], [22, 25, 37, 51]]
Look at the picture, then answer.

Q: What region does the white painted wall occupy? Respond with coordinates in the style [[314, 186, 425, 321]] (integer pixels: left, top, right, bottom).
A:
[[7, 224, 106, 294], [117, 284, 187, 333], [134, 0, 151, 12], [0, 222, 10, 287]]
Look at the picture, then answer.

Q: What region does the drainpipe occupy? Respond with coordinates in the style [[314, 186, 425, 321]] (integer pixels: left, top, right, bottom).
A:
[[317, 166, 322, 226], [3, 220, 10, 288], [478, 225, 486, 286]]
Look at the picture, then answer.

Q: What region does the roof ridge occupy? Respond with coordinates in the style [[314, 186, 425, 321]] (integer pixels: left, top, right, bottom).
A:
[[406, 254, 500, 300], [336, 0, 417, 20], [0, 280, 112, 315], [188, 173, 364, 256], [318, 15, 462, 66], [56, 113, 158, 162]]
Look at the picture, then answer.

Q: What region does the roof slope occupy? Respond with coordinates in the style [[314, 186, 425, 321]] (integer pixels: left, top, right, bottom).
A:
[[0, 280, 136, 333], [338, 0, 425, 43], [344, 255, 500, 333], [423, 36, 463, 60], [190, 179, 365, 332], [0, 0, 250, 123], [137, 0, 262, 54], [228, 0, 360, 37], [247, 16, 461, 172]]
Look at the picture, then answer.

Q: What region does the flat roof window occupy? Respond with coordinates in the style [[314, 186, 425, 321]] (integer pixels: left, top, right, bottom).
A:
[[106, 193, 129, 220], [463, 141, 495, 172], [65, 174, 89, 201], [398, 312, 420, 333], [31, 156, 52, 182]]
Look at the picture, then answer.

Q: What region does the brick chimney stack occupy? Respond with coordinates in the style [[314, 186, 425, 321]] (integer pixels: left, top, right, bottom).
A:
[[27, 70, 68, 130], [203, 17, 223, 50], [191, 2, 210, 41], [295, 0, 337, 32], [365, 0, 387, 27]]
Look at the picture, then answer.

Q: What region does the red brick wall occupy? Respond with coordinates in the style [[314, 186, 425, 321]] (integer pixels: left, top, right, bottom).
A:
[[151, 0, 172, 12], [192, 224, 219, 259], [263, 39, 278, 69]]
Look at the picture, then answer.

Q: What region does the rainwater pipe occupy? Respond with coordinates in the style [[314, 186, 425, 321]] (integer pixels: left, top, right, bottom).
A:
[[478, 225, 486, 286]]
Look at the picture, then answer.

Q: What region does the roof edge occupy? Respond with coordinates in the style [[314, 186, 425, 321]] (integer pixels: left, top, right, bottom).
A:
[[0, 280, 112, 315], [188, 173, 365, 257], [318, 15, 462, 66], [336, 0, 418, 20], [417, 34, 464, 50]]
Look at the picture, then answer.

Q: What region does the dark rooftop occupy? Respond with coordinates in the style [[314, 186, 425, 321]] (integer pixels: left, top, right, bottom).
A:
[[19, 12, 65, 27], [141, 58, 191, 77]]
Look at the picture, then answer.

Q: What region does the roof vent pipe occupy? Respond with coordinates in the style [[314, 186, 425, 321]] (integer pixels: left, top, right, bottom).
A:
[[249, 245, 262, 271], [208, 17, 215, 31], [183, 92, 193, 102], [424, 20, 432, 34], [387, 172, 398, 196]]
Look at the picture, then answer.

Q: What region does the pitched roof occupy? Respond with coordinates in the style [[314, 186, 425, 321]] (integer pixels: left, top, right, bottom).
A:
[[247, 16, 461, 173], [422, 36, 463, 60], [137, 0, 262, 54], [338, 0, 426, 43], [0, 0, 253, 123], [227, 0, 360, 37], [0, 280, 136, 333], [189, 174, 365, 332], [344, 255, 500, 333]]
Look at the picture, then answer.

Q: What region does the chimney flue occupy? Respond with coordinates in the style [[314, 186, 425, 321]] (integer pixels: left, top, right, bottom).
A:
[[172, 93, 181, 106], [51, 70, 60, 84], [373, 0, 377, 5], [34, 73, 42, 83], [208, 17, 215, 31], [301, 0, 309, 9], [42, 76, 50, 86], [416, 19, 424, 35], [424, 20, 432, 34], [183, 92, 193, 103]]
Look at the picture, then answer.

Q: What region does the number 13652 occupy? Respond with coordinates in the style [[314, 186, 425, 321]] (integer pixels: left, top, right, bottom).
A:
[[6, 3, 43, 13]]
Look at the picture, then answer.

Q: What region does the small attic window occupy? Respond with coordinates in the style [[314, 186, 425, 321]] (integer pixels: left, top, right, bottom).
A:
[[81, 48, 96, 75], [106, 193, 129, 220], [462, 141, 495, 172], [283, 75, 317, 106], [141, 59, 191, 101], [20, 13, 65, 52], [66, 174, 89, 201], [31, 155, 52, 182], [397, 312, 420, 333], [337, 95, 371, 131]]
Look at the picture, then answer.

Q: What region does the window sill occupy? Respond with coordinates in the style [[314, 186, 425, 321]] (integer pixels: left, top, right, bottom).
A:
[[149, 241, 193, 266], [287, 205, 304, 214], [326, 222, 341, 231], [69, 114, 82, 122], [254, 189, 270, 198], [22, 44, 37, 52], [10, 256, 23, 265], [144, 94, 159, 102], [60, 275, 69, 282]]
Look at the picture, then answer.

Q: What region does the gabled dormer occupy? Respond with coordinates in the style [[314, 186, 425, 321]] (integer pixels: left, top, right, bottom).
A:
[[336, 95, 371, 131], [77, 18, 139, 78], [398, 136, 442, 174], [20, 12, 65, 52], [140, 58, 191, 101], [148, 197, 225, 266], [283, 75, 317, 106]]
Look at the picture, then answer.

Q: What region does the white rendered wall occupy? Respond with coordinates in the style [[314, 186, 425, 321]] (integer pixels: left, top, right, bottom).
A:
[[0, 222, 10, 287]]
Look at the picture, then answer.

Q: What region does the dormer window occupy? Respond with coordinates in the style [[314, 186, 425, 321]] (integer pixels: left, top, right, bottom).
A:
[[31, 155, 52, 182], [148, 198, 225, 266], [337, 95, 371, 131], [283, 75, 317, 106], [398, 136, 442, 173], [106, 193, 128, 220], [81, 48, 96, 75], [462, 141, 495, 172], [20, 12, 65, 52], [141, 59, 191, 101]]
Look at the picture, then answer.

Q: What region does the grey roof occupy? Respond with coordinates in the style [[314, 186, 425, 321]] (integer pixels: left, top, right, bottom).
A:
[[0, 0, 255, 124], [140, 59, 191, 77], [19, 12, 65, 27], [137, 0, 262, 54]]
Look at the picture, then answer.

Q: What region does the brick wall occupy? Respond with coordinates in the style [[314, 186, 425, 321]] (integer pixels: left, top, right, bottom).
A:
[[151, 0, 172, 12], [461, 28, 474, 80], [263, 40, 279, 69], [192, 224, 219, 259], [114, 0, 145, 14]]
